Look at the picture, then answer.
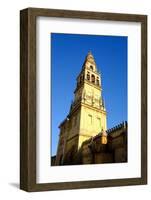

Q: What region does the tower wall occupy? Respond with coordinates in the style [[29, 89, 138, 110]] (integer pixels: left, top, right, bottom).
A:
[[78, 104, 107, 149]]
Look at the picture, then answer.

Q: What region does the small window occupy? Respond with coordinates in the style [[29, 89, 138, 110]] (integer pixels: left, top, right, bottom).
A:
[[90, 65, 93, 71], [88, 114, 92, 124], [96, 77, 99, 85], [91, 74, 95, 83], [87, 72, 90, 80]]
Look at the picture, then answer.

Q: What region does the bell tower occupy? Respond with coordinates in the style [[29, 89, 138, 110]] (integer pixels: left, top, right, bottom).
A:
[[73, 51, 107, 147], [55, 52, 107, 165]]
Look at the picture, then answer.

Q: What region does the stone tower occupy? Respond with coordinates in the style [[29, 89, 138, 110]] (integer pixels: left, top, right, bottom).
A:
[[55, 52, 107, 165]]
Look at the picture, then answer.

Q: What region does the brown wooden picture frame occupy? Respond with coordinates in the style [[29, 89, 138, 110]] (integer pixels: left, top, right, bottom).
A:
[[20, 7, 147, 192]]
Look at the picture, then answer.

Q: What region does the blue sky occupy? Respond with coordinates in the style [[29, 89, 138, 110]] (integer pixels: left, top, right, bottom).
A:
[[51, 33, 127, 156]]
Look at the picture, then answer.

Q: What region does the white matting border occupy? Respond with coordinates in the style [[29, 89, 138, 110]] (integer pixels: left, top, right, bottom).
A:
[[36, 17, 141, 183]]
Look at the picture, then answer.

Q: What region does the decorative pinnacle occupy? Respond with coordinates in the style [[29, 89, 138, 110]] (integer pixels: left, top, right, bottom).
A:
[[85, 50, 96, 66], [86, 51, 94, 59], [88, 50, 92, 55]]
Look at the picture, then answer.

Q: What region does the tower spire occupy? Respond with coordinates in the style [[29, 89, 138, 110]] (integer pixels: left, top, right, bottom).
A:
[[82, 51, 97, 71]]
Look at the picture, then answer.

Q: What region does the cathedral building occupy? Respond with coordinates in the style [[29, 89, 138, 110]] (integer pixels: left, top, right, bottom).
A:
[[52, 52, 127, 166]]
